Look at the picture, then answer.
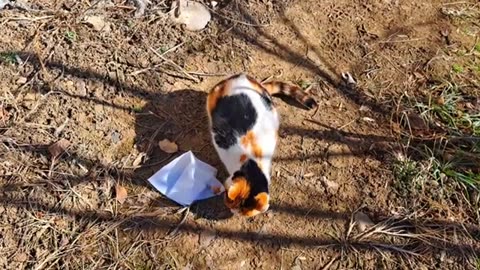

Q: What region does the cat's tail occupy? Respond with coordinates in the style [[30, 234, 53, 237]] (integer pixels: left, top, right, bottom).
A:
[[262, 81, 318, 109]]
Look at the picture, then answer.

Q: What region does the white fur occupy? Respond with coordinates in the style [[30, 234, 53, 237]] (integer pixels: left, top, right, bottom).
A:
[[211, 74, 279, 185]]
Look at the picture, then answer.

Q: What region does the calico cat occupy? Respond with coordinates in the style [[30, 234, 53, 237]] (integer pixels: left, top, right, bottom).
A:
[[206, 73, 317, 217]]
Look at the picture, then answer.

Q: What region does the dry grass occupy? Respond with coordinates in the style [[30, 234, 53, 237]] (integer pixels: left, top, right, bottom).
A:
[[1, 0, 480, 269]]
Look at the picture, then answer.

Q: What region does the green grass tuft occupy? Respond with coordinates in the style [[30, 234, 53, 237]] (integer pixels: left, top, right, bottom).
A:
[[65, 31, 77, 43], [415, 84, 480, 136], [474, 43, 480, 52], [0, 52, 18, 64], [452, 64, 464, 73], [395, 83, 480, 222]]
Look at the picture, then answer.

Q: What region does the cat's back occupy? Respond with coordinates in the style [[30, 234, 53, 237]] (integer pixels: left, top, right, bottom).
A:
[[207, 73, 277, 149]]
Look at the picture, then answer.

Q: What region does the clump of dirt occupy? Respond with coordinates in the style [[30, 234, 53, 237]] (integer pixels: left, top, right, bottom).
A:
[[0, 0, 479, 269]]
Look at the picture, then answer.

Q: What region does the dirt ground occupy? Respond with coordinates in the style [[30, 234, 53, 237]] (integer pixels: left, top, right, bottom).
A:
[[1, 0, 479, 269]]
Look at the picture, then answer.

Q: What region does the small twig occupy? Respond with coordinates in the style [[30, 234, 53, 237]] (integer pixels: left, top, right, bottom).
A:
[[17, 91, 61, 124], [376, 51, 408, 77], [186, 71, 229, 77], [130, 43, 185, 76], [148, 47, 199, 83], [166, 207, 190, 239], [122, 154, 173, 169], [338, 118, 358, 131], [320, 255, 339, 270], [377, 38, 425, 44]]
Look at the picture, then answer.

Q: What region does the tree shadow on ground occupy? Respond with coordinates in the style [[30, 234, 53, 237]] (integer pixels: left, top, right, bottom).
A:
[[0, 194, 478, 261], [0, 43, 479, 262], [0, 51, 406, 218]]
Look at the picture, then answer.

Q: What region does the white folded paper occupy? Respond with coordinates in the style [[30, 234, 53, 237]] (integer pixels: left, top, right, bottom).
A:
[[148, 151, 225, 206]]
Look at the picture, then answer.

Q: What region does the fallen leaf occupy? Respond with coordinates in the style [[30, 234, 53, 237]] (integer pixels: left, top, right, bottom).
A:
[[354, 211, 374, 232], [48, 139, 70, 159], [170, 0, 211, 31], [159, 139, 178, 153], [437, 96, 445, 106], [14, 252, 27, 263], [303, 172, 315, 178], [210, 185, 223, 195], [115, 184, 128, 204], [132, 152, 145, 167], [320, 176, 339, 193], [407, 112, 428, 130], [0, 106, 9, 124]]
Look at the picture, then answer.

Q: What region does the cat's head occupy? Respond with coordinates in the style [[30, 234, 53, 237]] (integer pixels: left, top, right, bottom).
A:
[[224, 159, 270, 217]]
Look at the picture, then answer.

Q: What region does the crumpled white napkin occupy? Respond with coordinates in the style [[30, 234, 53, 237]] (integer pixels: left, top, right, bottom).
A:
[[148, 151, 224, 206]]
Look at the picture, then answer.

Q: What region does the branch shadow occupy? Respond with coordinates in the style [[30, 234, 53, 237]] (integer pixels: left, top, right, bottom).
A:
[[0, 194, 478, 260], [0, 45, 479, 262], [213, 3, 390, 116]]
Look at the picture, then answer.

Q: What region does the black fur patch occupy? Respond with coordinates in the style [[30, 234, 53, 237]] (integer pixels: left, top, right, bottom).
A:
[[211, 93, 257, 149], [238, 159, 269, 209], [260, 92, 273, 110]]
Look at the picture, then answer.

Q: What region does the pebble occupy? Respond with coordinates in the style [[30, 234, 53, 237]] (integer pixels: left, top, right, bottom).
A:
[[16, 76, 27, 85]]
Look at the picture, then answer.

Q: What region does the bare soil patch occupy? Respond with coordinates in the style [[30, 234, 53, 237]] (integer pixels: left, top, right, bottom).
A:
[[1, 0, 479, 269]]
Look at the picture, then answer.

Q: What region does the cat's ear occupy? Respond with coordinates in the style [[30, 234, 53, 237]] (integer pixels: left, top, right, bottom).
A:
[[224, 176, 250, 208]]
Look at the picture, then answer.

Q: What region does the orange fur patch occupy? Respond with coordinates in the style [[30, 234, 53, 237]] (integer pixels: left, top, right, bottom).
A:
[[254, 192, 269, 212], [246, 76, 265, 94], [206, 80, 233, 113], [239, 154, 247, 163], [242, 208, 260, 217], [261, 81, 281, 96], [241, 131, 263, 159], [225, 177, 250, 209], [240, 192, 269, 217]]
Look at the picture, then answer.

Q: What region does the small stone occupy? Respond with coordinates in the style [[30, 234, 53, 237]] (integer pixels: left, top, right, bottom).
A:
[[291, 265, 302, 270], [23, 92, 39, 102], [83, 15, 111, 32], [0, 0, 10, 9], [94, 104, 103, 115], [76, 81, 87, 96], [111, 131, 121, 144], [16, 76, 27, 85], [354, 211, 374, 232], [359, 105, 370, 112], [170, 0, 211, 31], [14, 252, 27, 262]]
